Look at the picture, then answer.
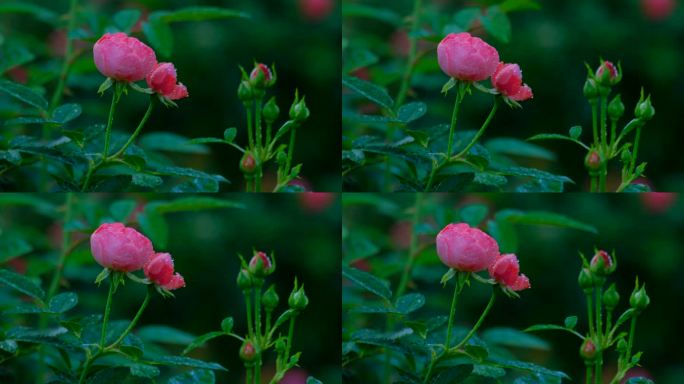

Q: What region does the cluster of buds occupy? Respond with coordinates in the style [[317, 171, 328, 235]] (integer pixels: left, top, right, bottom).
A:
[[238, 62, 277, 102], [237, 250, 276, 290]]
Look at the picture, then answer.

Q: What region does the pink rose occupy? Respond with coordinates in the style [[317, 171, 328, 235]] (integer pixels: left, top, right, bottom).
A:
[[492, 62, 533, 101], [93, 32, 157, 82], [437, 32, 499, 82], [90, 223, 154, 272], [146, 62, 189, 100], [436, 223, 499, 272], [642, 0, 676, 20], [144, 253, 185, 290], [488, 254, 531, 291], [299, 0, 334, 21]]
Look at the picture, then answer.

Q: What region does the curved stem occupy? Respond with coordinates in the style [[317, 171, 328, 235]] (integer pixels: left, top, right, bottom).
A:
[[454, 99, 499, 159], [110, 97, 155, 159], [100, 274, 116, 347], [394, 193, 425, 299], [446, 83, 463, 158], [394, 0, 423, 110], [50, 0, 78, 109], [103, 83, 121, 158], [286, 128, 297, 172], [453, 289, 496, 350], [107, 286, 152, 349], [284, 316, 297, 363], [444, 277, 461, 348]]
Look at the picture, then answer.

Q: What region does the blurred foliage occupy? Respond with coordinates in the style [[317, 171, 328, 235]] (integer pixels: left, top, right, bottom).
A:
[[342, 0, 684, 191], [0, 0, 340, 191], [342, 193, 683, 383], [0, 193, 341, 383]]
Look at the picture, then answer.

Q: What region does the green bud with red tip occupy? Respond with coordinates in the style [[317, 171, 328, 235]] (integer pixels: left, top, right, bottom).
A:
[[590, 249, 615, 276], [595, 60, 621, 86], [240, 340, 257, 363], [248, 250, 274, 278], [249, 63, 276, 88], [240, 151, 257, 174], [580, 338, 598, 362], [585, 150, 601, 172]]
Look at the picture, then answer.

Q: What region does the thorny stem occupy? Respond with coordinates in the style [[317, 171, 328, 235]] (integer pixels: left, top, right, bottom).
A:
[[394, 0, 423, 111], [245, 290, 254, 338], [255, 96, 264, 150], [286, 128, 297, 172], [255, 286, 262, 342], [610, 119, 617, 153], [586, 290, 595, 336], [453, 289, 496, 350], [284, 316, 297, 364], [100, 274, 116, 347], [600, 95, 608, 151], [625, 316, 638, 365]]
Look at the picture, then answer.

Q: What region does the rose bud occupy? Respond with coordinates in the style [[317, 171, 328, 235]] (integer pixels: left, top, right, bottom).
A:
[[590, 250, 615, 276], [289, 93, 310, 122], [250, 63, 275, 88], [288, 282, 309, 310], [491, 62, 533, 102], [437, 32, 499, 82], [93, 32, 157, 82], [603, 283, 620, 310], [237, 80, 254, 102], [146, 62, 189, 101], [262, 285, 279, 312], [595, 60, 620, 86], [580, 338, 597, 361], [583, 78, 599, 101], [144, 253, 186, 290], [249, 251, 273, 277], [608, 94, 625, 121], [585, 150, 602, 172], [435, 223, 499, 272], [642, 0, 676, 20], [488, 254, 531, 292], [90, 222, 154, 272], [239, 340, 257, 362], [634, 92, 655, 122], [240, 152, 257, 174], [263, 96, 280, 124], [237, 268, 253, 291], [630, 280, 650, 311], [578, 268, 594, 292]]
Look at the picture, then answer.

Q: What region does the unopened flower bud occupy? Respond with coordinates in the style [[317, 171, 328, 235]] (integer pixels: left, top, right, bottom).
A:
[[263, 96, 280, 124], [595, 60, 620, 86], [237, 268, 253, 291], [288, 281, 309, 310], [238, 80, 254, 102], [616, 338, 628, 353], [262, 285, 279, 312], [249, 251, 273, 278], [239, 341, 257, 362], [603, 283, 620, 310], [608, 94, 625, 121], [635, 93, 655, 121], [630, 280, 650, 311], [585, 150, 601, 172], [275, 338, 287, 354], [580, 338, 597, 361], [621, 148, 632, 164], [289, 93, 310, 123], [578, 268, 594, 291], [583, 79, 599, 100], [590, 250, 615, 276], [250, 63, 275, 88], [240, 152, 257, 174]]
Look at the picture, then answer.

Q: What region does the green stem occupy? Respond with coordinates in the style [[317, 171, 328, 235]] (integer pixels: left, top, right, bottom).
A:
[[586, 363, 593, 384], [50, 0, 78, 109], [255, 97, 263, 150], [255, 286, 262, 342], [286, 128, 297, 172], [630, 127, 642, 174], [284, 316, 296, 363], [246, 366, 253, 384], [103, 83, 121, 158], [246, 103, 254, 149], [245, 290, 254, 338], [110, 97, 155, 159], [445, 276, 461, 348], [265, 311, 272, 338], [245, 178, 253, 193], [586, 290, 595, 336], [600, 95, 608, 150], [46, 193, 75, 300], [394, 0, 423, 110], [453, 289, 496, 350], [78, 353, 94, 384], [100, 274, 116, 347], [107, 286, 152, 349], [266, 122, 273, 148], [254, 354, 261, 384], [591, 101, 599, 146], [625, 316, 637, 362], [454, 99, 499, 159], [424, 159, 439, 192], [609, 119, 617, 154], [594, 286, 603, 384], [446, 82, 463, 158], [590, 174, 597, 193], [599, 161, 607, 192], [394, 193, 425, 299], [255, 168, 262, 192]]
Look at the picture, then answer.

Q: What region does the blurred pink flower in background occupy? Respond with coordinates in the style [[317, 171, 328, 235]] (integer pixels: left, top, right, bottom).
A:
[[299, 0, 335, 21], [299, 193, 335, 212], [641, 0, 677, 20], [640, 193, 677, 213], [281, 368, 309, 384], [7, 67, 28, 84]]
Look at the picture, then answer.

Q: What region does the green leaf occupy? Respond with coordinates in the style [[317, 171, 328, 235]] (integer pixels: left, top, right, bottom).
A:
[[48, 292, 78, 313], [482, 327, 550, 350], [453, 8, 482, 30], [481, 6, 511, 43], [395, 293, 425, 314], [114, 9, 141, 32], [220, 317, 234, 333], [139, 132, 209, 154], [343, 49, 379, 74], [171, 178, 220, 193], [527, 133, 589, 150], [136, 325, 196, 345], [0, 3, 57, 24], [168, 369, 216, 384], [0, 269, 45, 300], [306, 378, 323, 384], [489, 357, 569, 380], [0, 235, 33, 263], [128, 363, 160, 378], [159, 7, 248, 23], [500, 0, 542, 12], [0, 340, 17, 354], [0, 150, 22, 164], [495, 209, 597, 233], [109, 200, 138, 222], [132, 173, 163, 188], [342, 76, 394, 111], [138, 208, 168, 248], [343, 267, 392, 300], [144, 355, 227, 371], [625, 377, 654, 384], [488, 216, 518, 253], [474, 172, 508, 188], [569, 125, 582, 139], [150, 197, 245, 213], [224, 127, 237, 143], [86, 367, 153, 383], [52, 104, 81, 124], [342, 4, 402, 25], [495, 166, 573, 185], [486, 138, 555, 161], [0, 41, 35, 75], [459, 204, 489, 227], [397, 102, 427, 123], [430, 365, 473, 384], [152, 165, 228, 183], [142, 15, 173, 57], [473, 364, 506, 378], [182, 332, 225, 355], [187, 137, 226, 146], [0, 80, 47, 110], [564, 316, 578, 329], [523, 324, 584, 339]]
